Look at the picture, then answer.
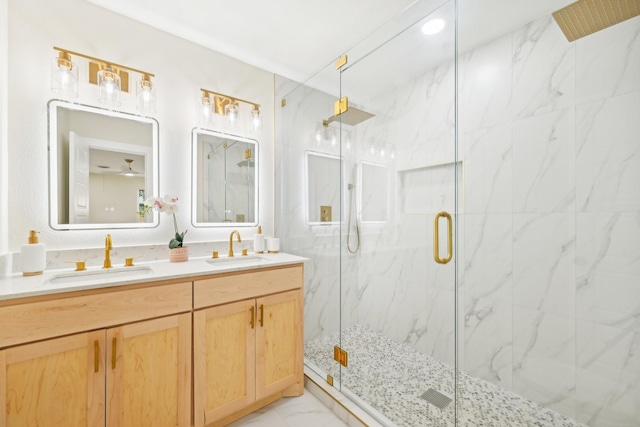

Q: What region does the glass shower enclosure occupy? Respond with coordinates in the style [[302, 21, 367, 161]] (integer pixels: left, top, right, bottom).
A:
[[278, 0, 459, 424], [277, 0, 640, 425]]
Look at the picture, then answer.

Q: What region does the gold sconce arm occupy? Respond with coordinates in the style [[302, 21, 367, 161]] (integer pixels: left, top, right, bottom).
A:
[[53, 46, 154, 93], [200, 88, 260, 115]]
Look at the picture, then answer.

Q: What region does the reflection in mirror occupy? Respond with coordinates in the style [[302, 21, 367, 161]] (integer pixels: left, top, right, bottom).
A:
[[192, 129, 258, 226], [48, 100, 159, 230], [360, 161, 388, 223], [306, 151, 343, 225]]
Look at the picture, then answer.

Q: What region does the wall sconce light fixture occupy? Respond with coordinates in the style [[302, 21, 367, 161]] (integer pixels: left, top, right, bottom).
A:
[[200, 89, 262, 133], [51, 46, 156, 113]]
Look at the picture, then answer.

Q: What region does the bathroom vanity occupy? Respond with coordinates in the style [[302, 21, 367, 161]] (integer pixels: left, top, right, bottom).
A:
[[0, 253, 305, 427]]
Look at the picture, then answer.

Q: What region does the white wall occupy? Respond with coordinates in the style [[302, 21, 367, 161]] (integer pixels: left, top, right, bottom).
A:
[[0, 0, 9, 264], [2, 0, 274, 271]]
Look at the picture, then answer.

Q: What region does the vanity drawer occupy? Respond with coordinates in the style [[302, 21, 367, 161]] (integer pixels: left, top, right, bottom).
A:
[[194, 264, 303, 309], [0, 281, 192, 348]]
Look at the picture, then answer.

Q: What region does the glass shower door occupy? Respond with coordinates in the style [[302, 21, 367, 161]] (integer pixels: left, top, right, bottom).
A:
[[337, 1, 459, 425], [276, 59, 345, 388]]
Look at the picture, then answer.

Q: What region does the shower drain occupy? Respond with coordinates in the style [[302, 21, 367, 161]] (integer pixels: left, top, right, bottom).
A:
[[420, 388, 452, 409]]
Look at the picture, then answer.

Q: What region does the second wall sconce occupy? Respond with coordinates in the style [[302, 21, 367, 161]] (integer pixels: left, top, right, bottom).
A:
[[200, 89, 262, 134], [51, 46, 156, 113]]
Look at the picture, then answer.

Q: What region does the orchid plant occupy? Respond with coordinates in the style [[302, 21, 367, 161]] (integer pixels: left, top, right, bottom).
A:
[[142, 195, 187, 248]]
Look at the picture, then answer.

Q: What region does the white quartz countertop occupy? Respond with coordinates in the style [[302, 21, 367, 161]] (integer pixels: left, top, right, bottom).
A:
[[0, 252, 308, 301]]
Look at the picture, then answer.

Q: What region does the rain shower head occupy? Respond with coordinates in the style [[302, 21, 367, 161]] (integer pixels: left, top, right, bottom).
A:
[[323, 106, 375, 127], [552, 0, 639, 42]]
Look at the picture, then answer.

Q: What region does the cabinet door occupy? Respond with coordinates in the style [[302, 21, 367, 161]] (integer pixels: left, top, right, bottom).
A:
[[0, 330, 105, 427], [107, 313, 191, 427], [194, 299, 256, 426], [256, 289, 303, 399]]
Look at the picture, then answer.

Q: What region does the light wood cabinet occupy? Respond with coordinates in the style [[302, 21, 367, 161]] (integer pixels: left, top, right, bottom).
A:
[[194, 266, 304, 427], [0, 262, 304, 427], [0, 313, 191, 427], [0, 330, 105, 427], [107, 313, 192, 427]]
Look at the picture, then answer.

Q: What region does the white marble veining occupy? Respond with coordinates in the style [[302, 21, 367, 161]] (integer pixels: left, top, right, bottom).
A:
[[512, 17, 575, 120], [575, 90, 640, 213], [512, 108, 576, 213], [576, 16, 640, 104]]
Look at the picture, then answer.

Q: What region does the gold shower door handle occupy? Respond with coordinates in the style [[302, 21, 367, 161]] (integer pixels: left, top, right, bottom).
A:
[[434, 211, 453, 264]]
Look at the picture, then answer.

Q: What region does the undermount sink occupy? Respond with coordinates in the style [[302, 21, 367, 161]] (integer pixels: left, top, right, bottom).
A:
[[46, 265, 153, 285], [206, 254, 269, 267]]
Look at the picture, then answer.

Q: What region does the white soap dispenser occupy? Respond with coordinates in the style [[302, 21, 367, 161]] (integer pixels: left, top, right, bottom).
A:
[[21, 230, 46, 276], [253, 225, 265, 254]]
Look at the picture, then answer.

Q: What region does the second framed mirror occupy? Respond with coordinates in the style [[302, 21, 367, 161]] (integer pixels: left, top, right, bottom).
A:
[[191, 128, 258, 226]]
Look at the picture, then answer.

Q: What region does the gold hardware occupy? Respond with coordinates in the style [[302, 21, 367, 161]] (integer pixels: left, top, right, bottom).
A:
[[249, 306, 255, 329], [94, 340, 99, 373], [212, 251, 219, 259], [281, 98, 287, 107], [553, 0, 640, 42], [65, 260, 86, 271], [200, 88, 260, 115], [334, 346, 348, 367], [245, 149, 252, 159], [433, 211, 453, 264], [321, 206, 332, 222], [124, 257, 139, 267], [103, 234, 113, 269], [259, 304, 264, 327], [89, 61, 129, 92], [334, 96, 349, 116], [242, 248, 248, 256], [327, 375, 334, 386], [228, 230, 241, 257], [111, 337, 117, 370], [236, 214, 245, 222], [335, 54, 348, 69], [52, 47, 155, 94]]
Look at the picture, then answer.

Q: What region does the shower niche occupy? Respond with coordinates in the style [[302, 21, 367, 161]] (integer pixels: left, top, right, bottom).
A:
[[397, 160, 463, 214]]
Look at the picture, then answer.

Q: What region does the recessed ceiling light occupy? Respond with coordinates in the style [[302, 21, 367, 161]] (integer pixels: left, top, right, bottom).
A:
[[422, 18, 445, 35]]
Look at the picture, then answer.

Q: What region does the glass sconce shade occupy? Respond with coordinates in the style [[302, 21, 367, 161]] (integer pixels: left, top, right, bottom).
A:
[[97, 67, 121, 107], [200, 95, 214, 126], [250, 107, 262, 134], [225, 101, 239, 130], [51, 55, 78, 98], [136, 77, 156, 113]]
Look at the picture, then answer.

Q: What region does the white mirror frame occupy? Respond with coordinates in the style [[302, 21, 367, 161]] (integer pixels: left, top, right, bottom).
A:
[[48, 99, 160, 230], [191, 128, 259, 227]]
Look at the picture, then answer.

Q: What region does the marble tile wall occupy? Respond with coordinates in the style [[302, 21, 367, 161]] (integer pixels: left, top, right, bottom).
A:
[[277, 14, 640, 427]]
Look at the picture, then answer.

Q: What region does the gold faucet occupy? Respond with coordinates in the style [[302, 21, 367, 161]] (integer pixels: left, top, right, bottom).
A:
[[228, 230, 241, 257], [103, 234, 113, 269]]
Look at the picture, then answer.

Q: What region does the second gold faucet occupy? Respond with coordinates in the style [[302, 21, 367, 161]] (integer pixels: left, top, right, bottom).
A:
[[228, 230, 241, 257], [103, 234, 113, 269]]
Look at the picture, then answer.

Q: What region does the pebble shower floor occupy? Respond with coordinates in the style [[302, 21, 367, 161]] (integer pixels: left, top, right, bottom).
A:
[[304, 325, 587, 427]]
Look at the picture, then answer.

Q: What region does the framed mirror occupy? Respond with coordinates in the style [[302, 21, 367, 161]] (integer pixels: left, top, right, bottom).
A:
[[305, 151, 343, 225], [191, 128, 258, 226], [48, 100, 159, 230]]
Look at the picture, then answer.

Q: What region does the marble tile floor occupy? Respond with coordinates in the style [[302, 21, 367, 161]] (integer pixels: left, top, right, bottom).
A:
[[304, 325, 588, 427], [228, 390, 349, 427]]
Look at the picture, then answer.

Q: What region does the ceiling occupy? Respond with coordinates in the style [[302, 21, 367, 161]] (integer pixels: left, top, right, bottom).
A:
[[84, 0, 575, 85]]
